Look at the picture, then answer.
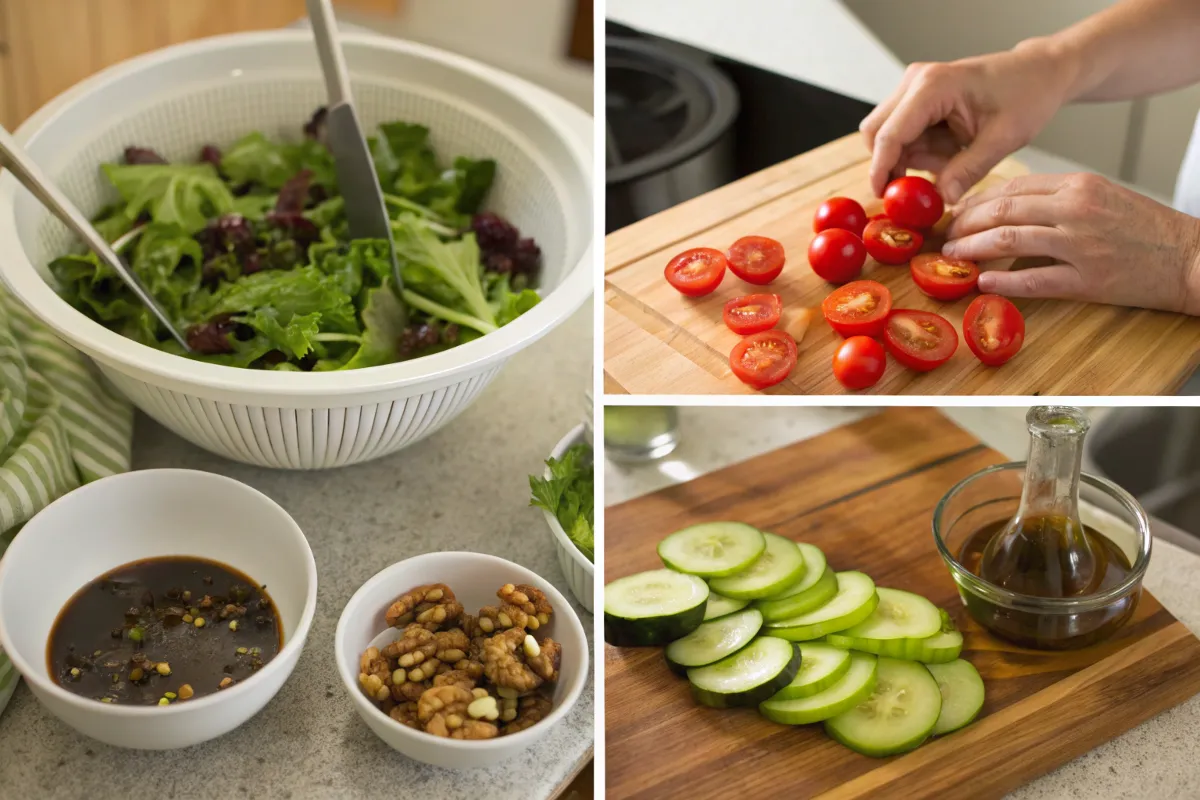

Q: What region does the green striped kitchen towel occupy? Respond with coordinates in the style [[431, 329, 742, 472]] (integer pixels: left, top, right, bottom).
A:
[[0, 285, 133, 716]]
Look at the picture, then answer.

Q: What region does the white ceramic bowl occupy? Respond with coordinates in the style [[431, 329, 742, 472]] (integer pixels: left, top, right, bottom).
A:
[[0, 31, 592, 469], [0, 469, 317, 749], [543, 424, 595, 613], [334, 552, 588, 768]]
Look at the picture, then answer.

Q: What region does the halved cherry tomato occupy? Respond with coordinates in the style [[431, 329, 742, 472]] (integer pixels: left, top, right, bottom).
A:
[[963, 294, 1025, 366], [821, 279, 893, 338], [884, 175, 944, 230], [729, 330, 798, 389], [833, 336, 886, 390], [884, 310, 958, 372], [808, 229, 866, 283], [664, 247, 727, 297], [813, 197, 868, 237], [727, 236, 786, 285], [863, 218, 923, 265], [910, 253, 980, 301], [723, 293, 783, 335]]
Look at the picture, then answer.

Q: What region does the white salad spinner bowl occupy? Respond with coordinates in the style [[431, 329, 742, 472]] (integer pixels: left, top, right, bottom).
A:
[[0, 31, 592, 469], [542, 424, 594, 613]]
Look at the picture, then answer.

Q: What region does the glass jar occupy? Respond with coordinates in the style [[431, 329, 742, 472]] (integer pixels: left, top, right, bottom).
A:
[[604, 406, 680, 462], [932, 463, 1151, 650]]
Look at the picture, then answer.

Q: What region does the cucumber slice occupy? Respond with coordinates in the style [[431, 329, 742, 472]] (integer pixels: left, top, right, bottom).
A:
[[826, 602, 960, 662], [759, 652, 877, 725], [708, 533, 807, 599], [768, 643, 853, 700], [927, 659, 985, 735], [754, 560, 838, 621], [913, 610, 964, 664], [658, 522, 766, 578], [688, 636, 800, 708], [835, 587, 941, 640], [604, 569, 709, 647], [666, 608, 764, 674], [824, 657, 942, 757], [704, 593, 751, 621], [766, 572, 878, 641]]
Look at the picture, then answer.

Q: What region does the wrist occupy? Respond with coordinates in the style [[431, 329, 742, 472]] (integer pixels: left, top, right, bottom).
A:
[[1182, 217, 1200, 317], [1013, 35, 1086, 106]]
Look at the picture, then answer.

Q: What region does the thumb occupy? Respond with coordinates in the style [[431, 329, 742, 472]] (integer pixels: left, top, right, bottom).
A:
[[938, 126, 1018, 204]]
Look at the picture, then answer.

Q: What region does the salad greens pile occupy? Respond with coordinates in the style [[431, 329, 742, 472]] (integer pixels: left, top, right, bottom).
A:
[[51, 110, 542, 371], [530, 443, 595, 562]]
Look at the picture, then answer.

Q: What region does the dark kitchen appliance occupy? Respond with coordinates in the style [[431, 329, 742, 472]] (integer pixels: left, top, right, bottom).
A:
[[605, 20, 874, 232]]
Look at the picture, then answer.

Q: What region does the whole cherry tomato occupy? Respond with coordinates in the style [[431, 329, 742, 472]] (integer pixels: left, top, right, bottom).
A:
[[883, 175, 944, 230], [813, 197, 868, 237], [833, 336, 886, 390], [808, 229, 867, 283]]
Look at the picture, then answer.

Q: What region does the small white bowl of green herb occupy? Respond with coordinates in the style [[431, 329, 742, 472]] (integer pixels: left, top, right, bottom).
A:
[[530, 425, 593, 613]]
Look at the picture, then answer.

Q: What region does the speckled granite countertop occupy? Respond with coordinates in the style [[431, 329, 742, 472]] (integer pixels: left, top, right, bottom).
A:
[[605, 406, 1200, 800], [0, 307, 594, 800]]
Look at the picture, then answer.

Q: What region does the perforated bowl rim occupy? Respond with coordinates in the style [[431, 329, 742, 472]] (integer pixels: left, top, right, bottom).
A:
[[0, 30, 593, 399]]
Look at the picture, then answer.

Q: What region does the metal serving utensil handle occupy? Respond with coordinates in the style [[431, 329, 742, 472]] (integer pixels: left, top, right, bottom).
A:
[[0, 126, 191, 352], [305, 0, 405, 292], [307, 0, 354, 107]]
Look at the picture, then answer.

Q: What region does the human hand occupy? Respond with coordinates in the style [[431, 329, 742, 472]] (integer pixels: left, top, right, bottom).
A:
[[860, 41, 1075, 203], [943, 172, 1200, 314]]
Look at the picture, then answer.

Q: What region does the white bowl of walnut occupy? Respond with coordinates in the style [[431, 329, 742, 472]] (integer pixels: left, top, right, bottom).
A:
[[333, 551, 589, 768]]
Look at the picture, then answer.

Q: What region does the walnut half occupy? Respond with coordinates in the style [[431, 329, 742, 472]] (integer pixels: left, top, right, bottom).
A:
[[386, 583, 464, 631], [482, 627, 544, 693]]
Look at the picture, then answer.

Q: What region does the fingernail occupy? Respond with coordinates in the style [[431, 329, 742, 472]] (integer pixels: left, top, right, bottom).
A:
[[977, 272, 995, 291], [942, 240, 959, 256], [942, 181, 963, 204]]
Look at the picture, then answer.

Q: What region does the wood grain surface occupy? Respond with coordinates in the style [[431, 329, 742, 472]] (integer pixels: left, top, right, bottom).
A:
[[603, 135, 1200, 395], [603, 409, 1200, 800], [0, 0, 401, 129]]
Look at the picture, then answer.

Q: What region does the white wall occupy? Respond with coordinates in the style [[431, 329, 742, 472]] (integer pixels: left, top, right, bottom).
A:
[[843, 0, 1200, 198], [339, 0, 593, 110], [606, 0, 905, 106]]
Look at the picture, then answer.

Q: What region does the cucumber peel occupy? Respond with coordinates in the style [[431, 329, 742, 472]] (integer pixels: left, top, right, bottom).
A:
[[827, 607, 963, 663], [604, 569, 708, 647]]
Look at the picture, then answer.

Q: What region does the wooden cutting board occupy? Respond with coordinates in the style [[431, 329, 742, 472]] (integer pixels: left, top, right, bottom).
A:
[[603, 135, 1200, 395], [604, 408, 1200, 799]]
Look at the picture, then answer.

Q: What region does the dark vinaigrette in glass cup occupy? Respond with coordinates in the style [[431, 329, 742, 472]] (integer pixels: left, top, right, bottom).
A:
[[47, 556, 282, 705], [956, 407, 1137, 649]]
